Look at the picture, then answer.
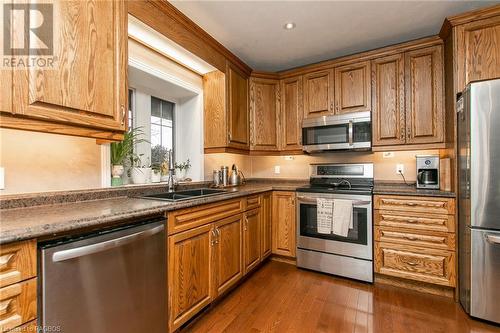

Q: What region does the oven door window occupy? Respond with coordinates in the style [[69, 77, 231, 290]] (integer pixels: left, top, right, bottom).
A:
[[353, 121, 371, 143], [302, 124, 349, 145], [299, 203, 368, 245]]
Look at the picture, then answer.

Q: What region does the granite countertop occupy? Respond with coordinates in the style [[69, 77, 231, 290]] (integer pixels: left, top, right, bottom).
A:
[[373, 182, 456, 198], [0, 181, 306, 245]]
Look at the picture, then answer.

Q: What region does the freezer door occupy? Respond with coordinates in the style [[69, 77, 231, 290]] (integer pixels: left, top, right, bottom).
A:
[[470, 229, 500, 324], [40, 221, 166, 333], [470, 79, 500, 230]]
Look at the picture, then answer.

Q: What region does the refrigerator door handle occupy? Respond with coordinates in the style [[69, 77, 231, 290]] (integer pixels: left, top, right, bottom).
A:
[[486, 234, 500, 245]]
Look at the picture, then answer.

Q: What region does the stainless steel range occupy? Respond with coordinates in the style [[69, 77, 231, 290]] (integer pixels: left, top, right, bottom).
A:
[[296, 163, 373, 282]]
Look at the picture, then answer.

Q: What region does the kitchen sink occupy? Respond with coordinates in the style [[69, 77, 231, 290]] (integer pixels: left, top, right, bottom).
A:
[[139, 188, 227, 202]]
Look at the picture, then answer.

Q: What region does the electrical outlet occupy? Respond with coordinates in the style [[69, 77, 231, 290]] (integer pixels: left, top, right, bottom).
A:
[[396, 164, 404, 174], [274, 166, 281, 174], [0, 167, 4, 190]]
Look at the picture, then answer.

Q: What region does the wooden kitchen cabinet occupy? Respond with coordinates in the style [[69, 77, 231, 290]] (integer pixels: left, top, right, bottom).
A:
[[374, 195, 456, 293], [260, 193, 273, 259], [405, 45, 444, 145], [227, 62, 250, 150], [212, 215, 243, 297], [249, 77, 280, 151], [456, 14, 500, 90], [280, 76, 303, 151], [168, 224, 214, 331], [372, 54, 406, 146], [244, 208, 261, 273], [272, 191, 296, 258], [2, 0, 128, 140], [0, 278, 37, 333], [303, 69, 334, 118], [334, 61, 371, 114], [0, 240, 36, 288]]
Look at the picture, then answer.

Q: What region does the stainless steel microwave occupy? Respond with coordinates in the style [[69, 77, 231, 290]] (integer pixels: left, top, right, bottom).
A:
[[301, 111, 371, 153]]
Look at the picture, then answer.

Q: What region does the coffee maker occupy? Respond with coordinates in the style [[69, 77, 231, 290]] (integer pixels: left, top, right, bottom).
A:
[[416, 155, 440, 189]]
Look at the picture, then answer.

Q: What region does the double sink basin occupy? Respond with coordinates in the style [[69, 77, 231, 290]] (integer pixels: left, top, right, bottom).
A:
[[140, 188, 227, 202]]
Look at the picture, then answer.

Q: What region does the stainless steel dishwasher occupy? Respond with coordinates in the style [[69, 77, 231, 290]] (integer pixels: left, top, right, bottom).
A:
[[39, 219, 166, 333]]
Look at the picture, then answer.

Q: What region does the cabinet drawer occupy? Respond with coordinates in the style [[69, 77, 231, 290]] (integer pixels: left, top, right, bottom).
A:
[[375, 210, 455, 233], [0, 241, 36, 288], [375, 242, 455, 287], [0, 278, 37, 332], [374, 195, 455, 215], [375, 226, 455, 250], [168, 198, 244, 235], [245, 195, 261, 210]]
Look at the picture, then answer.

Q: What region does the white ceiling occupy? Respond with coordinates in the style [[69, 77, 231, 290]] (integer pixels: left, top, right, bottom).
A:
[[171, 0, 499, 72]]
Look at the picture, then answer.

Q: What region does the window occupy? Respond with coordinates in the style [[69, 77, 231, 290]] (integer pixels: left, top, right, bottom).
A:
[[151, 96, 174, 165]]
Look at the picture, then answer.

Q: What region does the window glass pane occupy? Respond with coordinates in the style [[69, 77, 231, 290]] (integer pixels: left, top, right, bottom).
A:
[[151, 124, 161, 147], [151, 97, 161, 118], [161, 100, 174, 121]]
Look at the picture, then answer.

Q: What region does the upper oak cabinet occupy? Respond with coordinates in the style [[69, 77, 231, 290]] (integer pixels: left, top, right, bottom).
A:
[[280, 76, 303, 151], [249, 77, 280, 152], [405, 45, 444, 145], [303, 69, 334, 118], [453, 12, 500, 91], [372, 54, 406, 146], [372, 43, 444, 149], [2, 0, 127, 140], [334, 61, 371, 114], [227, 63, 250, 150]]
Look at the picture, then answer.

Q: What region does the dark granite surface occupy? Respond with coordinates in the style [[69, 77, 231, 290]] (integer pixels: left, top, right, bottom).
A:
[[373, 182, 455, 198], [0, 180, 307, 245]]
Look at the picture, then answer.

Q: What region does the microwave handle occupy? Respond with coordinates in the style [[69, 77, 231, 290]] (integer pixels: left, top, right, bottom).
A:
[[348, 120, 353, 146]]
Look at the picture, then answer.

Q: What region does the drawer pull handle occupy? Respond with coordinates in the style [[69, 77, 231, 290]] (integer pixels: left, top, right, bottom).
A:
[[0, 299, 13, 316], [0, 254, 15, 271], [403, 260, 419, 266]]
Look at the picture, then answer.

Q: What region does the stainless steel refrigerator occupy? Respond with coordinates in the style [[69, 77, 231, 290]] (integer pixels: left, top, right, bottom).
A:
[[458, 78, 500, 324]]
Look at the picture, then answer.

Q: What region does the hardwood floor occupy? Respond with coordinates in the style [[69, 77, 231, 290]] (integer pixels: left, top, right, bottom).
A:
[[181, 260, 500, 333]]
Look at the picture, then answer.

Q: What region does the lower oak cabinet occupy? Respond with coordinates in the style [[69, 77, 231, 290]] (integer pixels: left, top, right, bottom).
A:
[[374, 195, 456, 293], [167, 193, 272, 332], [272, 191, 296, 258]]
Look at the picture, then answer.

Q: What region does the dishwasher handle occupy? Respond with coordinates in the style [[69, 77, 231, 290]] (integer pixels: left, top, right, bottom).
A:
[[52, 224, 164, 262]]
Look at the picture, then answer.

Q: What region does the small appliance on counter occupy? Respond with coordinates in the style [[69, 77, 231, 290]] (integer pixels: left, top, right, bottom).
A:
[[212, 165, 245, 187], [416, 155, 440, 189]]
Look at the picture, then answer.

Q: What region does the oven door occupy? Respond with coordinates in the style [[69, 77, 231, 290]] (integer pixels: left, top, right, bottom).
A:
[[296, 192, 372, 260]]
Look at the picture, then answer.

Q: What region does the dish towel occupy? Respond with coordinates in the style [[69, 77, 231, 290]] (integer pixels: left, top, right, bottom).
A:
[[316, 198, 334, 234], [331, 199, 353, 237]]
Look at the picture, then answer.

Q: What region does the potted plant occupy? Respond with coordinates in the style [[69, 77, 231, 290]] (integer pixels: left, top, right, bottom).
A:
[[151, 163, 162, 183], [110, 128, 147, 186], [175, 159, 191, 181], [151, 145, 169, 182], [130, 155, 152, 184]]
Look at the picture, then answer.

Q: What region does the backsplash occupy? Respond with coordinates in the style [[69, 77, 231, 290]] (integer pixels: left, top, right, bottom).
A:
[[204, 150, 443, 182]]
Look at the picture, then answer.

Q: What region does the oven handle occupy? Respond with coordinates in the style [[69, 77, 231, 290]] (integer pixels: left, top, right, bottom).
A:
[[296, 196, 371, 206]]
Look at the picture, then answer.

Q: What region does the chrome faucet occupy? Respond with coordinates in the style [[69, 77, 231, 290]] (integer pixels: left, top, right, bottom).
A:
[[167, 149, 176, 192]]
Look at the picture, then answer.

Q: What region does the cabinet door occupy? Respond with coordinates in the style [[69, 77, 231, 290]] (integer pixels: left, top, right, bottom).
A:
[[11, 0, 127, 132], [272, 191, 296, 258], [280, 76, 303, 151], [334, 61, 371, 114], [260, 193, 272, 259], [244, 208, 261, 273], [458, 16, 500, 91], [303, 69, 334, 118], [168, 224, 213, 331], [249, 78, 280, 151], [227, 63, 249, 149], [213, 214, 243, 297], [405, 45, 444, 145], [372, 54, 406, 146]]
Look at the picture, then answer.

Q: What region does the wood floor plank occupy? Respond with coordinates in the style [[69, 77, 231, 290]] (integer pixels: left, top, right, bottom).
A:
[[181, 261, 500, 333]]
